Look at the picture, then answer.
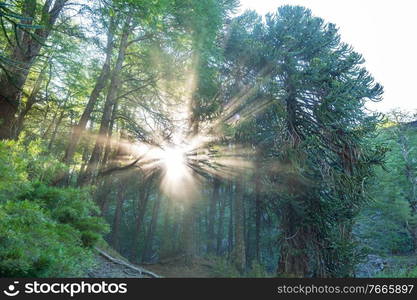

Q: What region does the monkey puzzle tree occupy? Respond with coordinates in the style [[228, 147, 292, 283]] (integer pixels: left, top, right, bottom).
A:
[[259, 6, 384, 277]]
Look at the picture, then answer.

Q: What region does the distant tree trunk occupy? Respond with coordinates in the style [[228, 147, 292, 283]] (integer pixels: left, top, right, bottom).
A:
[[63, 17, 116, 164], [41, 108, 57, 140], [0, 0, 67, 139], [81, 15, 132, 185], [130, 180, 151, 262], [216, 186, 226, 255], [47, 96, 69, 151], [161, 196, 174, 258], [254, 171, 261, 262], [207, 178, 220, 254], [182, 203, 196, 264], [233, 179, 246, 273], [111, 182, 126, 251], [228, 183, 234, 256], [143, 194, 162, 262]]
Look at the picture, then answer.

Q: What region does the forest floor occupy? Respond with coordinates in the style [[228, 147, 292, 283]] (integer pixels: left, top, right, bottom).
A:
[[143, 257, 217, 278], [378, 255, 417, 276], [87, 242, 216, 278], [87, 241, 417, 278], [87, 246, 160, 278]]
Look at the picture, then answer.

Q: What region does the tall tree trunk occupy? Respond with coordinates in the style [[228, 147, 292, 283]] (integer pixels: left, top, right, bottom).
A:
[[111, 181, 126, 251], [63, 17, 116, 164], [233, 179, 246, 273], [254, 171, 261, 262], [81, 15, 132, 185], [161, 196, 174, 258], [216, 186, 226, 255], [207, 178, 220, 254], [0, 0, 67, 139], [130, 181, 151, 262], [228, 183, 234, 257], [143, 194, 162, 262], [182, 203, 196, 264], [100, 101, 118, 169]]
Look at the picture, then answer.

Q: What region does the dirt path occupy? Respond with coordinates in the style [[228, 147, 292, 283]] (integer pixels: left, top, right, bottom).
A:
[[144, 257, 217, 278], [87, 248, 160, 278]]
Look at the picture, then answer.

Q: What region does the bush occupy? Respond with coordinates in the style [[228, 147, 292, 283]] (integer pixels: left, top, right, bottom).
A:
[[0, 201, 94, 277], [18, 182, 109, 248], [0, 140, 109, 277]]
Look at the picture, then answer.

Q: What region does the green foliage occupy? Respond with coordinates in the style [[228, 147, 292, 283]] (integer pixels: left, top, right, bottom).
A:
[[0, 140, 108, 277], [355, 120, 417, 256], [0, 200, 94, 277], [18, 182, 109, 247]]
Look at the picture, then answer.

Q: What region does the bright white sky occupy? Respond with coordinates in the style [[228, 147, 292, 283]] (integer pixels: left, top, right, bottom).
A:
[[238, 0, 417, 113]]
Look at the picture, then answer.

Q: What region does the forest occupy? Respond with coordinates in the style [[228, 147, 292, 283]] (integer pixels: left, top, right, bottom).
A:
[[0, 0, 416, 278]]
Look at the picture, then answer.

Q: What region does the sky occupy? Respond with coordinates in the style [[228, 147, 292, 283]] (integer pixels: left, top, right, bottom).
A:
[[238, 0, 417, 113]]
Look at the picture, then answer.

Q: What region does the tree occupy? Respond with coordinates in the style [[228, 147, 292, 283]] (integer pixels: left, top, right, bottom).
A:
[[0, 0, 68, 139]]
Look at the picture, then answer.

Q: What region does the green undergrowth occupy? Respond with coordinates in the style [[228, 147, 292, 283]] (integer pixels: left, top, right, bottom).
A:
[[0, 140, 109, 277]]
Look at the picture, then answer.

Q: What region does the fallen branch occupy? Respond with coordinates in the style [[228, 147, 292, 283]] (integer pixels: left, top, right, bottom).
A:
[[94, 247, 161, 278]]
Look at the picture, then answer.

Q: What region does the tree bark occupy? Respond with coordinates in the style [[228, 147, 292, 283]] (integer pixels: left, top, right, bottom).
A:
[[111, 181, 126, 251], [14, 63, 48, 138], [62, 17, 116, 164], [207, 178, 220, 254], [0, 0, 67, 139], [143, 194, 162, 262], [216, 186, 226, 255], [81, 15, 132, 184], [233, 179, 246, 273], [130, 180, 151, 262], [254, 171, 261, 262]]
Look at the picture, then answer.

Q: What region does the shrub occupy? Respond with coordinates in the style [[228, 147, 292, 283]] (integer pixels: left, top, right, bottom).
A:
[[0, 140, 109, 277], [18, 182, 110, 248], [0, 201, 94, 277]]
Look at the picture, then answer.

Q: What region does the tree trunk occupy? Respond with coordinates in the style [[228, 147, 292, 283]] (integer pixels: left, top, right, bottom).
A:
[[63, 17, 116, 164], [143, 194, 162, 262], [100, 101, 118, 169], [111, 182, 126, 251], [130, 181, 151, 262], [0, 0, 67, 139], [228, 183, 234, 256], [216, 186, 226, 255], [254, 172, 261, 262], [81, 15, 131, 185], [207, 178, 220, 254], [233, 180, 246, 273], [14, 63, 47, 138], [161, 196, 174, 258], [47, 95, 69, 151], [182, 203, 197, 264]]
